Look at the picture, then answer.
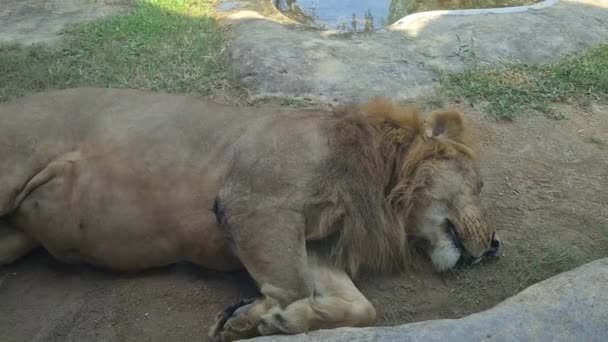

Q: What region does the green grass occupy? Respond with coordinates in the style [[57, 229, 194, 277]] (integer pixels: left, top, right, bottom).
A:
[[440, 45, 608, 120], [0, 0, 225, 102]]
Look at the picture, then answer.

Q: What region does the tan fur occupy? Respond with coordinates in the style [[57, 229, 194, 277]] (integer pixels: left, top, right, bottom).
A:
[[0, 89, 498, 342]]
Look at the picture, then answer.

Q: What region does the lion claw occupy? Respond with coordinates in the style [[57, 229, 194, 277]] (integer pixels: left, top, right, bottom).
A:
[[209, 298, 258, 342], [212, 298, 256, 329]]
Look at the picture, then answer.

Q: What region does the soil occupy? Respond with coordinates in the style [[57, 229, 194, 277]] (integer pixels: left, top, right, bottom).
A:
[[1, 98, 607, 342]]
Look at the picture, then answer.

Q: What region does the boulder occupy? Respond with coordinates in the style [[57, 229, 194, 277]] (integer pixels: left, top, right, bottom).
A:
[[250, 257, 608, 341]]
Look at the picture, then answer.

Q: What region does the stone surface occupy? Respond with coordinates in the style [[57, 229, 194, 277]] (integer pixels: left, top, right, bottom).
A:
[[0, 0, 130, 46], [226, 0, 608, 104], [250, 257, 608, 341]]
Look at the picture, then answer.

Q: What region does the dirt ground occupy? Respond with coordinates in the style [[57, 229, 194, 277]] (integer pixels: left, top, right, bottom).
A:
[[1, 97, 607, 342]]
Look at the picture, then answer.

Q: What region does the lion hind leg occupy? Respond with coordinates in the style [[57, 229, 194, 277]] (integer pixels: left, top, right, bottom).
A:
[[257, 259, 377, 336], [0, 221, 39, 265]]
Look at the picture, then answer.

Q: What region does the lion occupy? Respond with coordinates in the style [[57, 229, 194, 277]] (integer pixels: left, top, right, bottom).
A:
[[0, 88, 500, 341]]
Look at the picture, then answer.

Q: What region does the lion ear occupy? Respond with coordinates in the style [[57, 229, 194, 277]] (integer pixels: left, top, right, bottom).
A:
[[424, 109, 466, 142]]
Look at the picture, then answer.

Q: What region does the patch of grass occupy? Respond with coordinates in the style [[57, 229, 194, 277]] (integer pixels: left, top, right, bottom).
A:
[[0, 0, 226, 102], [441, 45, 608, 120]]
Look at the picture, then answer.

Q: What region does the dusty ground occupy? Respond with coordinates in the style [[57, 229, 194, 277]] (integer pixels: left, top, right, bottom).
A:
[[1, 98, 607, 342]]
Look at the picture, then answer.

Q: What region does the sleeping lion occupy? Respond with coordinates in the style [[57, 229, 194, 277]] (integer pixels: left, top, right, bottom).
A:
[[0, 88, 500, 341]]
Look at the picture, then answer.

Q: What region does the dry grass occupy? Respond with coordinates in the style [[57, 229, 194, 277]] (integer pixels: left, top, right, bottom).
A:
[[0, 0, 227, 102], [440, 45, 608, 119]]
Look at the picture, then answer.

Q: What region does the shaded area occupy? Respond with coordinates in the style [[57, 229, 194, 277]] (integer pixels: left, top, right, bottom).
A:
[[0, 250, 257, 342]]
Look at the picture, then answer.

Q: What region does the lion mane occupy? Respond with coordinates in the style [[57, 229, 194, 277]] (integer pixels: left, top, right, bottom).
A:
[[309, 98, 477, 277]]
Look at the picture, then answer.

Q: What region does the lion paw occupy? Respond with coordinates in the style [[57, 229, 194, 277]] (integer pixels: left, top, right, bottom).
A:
[[257, 309, 301, 336], [208, 298, 259, 342], [257, 314, 284, 336]]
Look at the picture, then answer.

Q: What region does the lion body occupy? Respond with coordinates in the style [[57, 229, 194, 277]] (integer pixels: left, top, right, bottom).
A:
[[0, 88, 325, 270], [0, 88, 494, 341]]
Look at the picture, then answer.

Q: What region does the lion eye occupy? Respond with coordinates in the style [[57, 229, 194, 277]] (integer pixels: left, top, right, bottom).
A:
[[446, 219, 462, 248]]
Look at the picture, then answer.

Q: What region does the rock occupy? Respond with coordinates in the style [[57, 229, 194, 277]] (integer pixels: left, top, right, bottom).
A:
[[226, 0, 608, 104], [0, 0, 130, 46], [249, 257, 608, 341]]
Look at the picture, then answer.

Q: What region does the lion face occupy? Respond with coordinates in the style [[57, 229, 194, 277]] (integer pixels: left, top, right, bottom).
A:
[[407, 110, 500, 272], [414, 159, 499, 272]]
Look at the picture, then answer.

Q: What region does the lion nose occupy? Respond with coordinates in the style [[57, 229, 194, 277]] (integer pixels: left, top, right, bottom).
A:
[[484, 233, 501, 257]]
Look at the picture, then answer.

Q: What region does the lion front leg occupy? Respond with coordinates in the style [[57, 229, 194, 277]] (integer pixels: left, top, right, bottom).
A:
[[257, 256, 377, 336], [208, 207, 314, 342]]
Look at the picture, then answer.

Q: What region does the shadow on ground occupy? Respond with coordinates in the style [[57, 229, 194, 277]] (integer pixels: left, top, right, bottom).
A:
[[1, 249, 257, 341]]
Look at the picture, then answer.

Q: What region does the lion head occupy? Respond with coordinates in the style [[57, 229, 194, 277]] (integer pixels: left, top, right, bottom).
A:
[[385, 107, 499, 272], [311, 99, 500, 276], [338, 99, 501, 274]]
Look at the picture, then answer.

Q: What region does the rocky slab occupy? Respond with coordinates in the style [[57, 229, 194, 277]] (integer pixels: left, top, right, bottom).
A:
[[226, 0, 608, 104], [249, 257, 608, 341]]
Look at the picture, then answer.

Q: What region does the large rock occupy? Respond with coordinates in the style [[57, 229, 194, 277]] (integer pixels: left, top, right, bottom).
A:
[[226, 0, 608, 104], [249, 257, 608, 341]]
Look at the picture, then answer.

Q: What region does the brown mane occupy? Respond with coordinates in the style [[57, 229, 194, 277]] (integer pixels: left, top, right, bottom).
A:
[[314, 97, 477, 277]]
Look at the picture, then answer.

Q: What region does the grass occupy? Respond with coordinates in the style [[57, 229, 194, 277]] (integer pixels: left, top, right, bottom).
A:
[[0, 0, 226, 102], [440, 45, 608, 120]]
